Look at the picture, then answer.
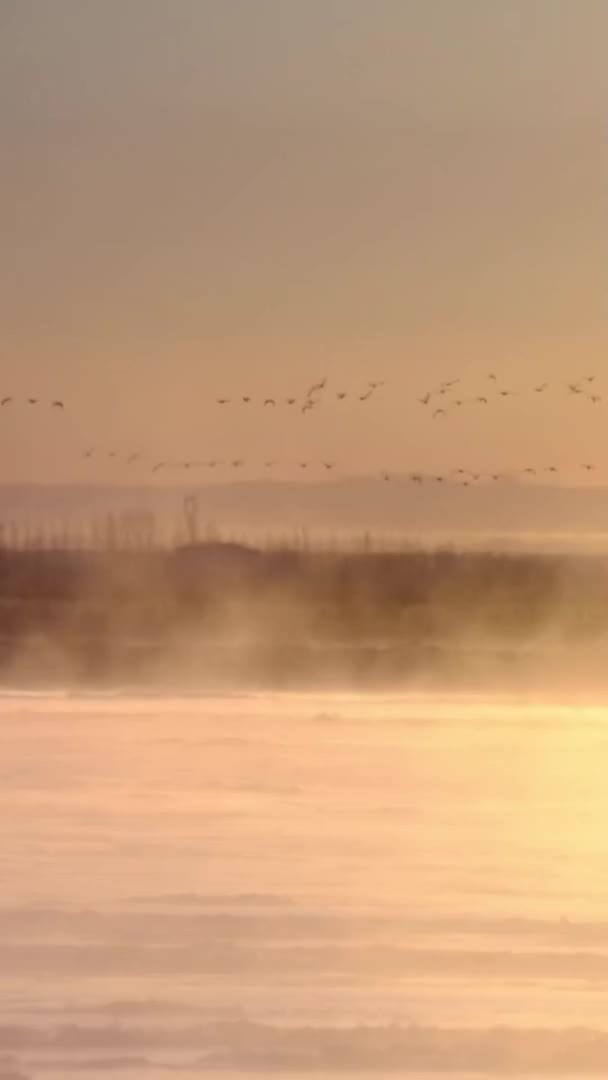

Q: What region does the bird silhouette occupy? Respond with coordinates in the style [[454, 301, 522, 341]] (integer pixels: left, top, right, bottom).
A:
[[217, 398, 229, 405], [419, 393, 431, 405], [263, 398, 276, 407], [432, 408, 446, 418], [534, 383, 548, 393], [52, 400, 65, 409], [582, 463, 596, 471], [1, 397, 12, 406], [337, 392, 347, 400], [323, 462, 335, 470], [476, 397, 488, 404], [306, 378, 327, 397], [286, 398, 296, 405], [27, 398, 37, 405], [242, 396, 251, 404]]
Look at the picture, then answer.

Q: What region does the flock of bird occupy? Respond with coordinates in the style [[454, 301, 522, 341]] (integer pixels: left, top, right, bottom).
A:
[[419, 374, 601, 419], [79, 377, 385, 473], [214, 377, 385, 413], [3, 372, 606, 485], [1, 397, 64, 409], [380, 464, 599, 485], [81, 450, 338, 474]]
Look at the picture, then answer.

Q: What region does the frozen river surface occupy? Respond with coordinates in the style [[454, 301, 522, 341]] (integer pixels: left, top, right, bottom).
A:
[[2, 690, 608, 1078]]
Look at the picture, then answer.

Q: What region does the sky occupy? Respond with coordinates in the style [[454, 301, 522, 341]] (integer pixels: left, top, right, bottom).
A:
[[1, 0, 608, 486]]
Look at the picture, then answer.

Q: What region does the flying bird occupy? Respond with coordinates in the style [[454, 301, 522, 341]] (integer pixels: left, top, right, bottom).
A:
[[27, 398, 37, 405], [242, 396, 251, 404], [1, 397, 12, 406], [306, 377, 327, 397], [337, 392, 347, 400], [217, 398, 229, 405], [263, 398, 276, 407], [534, 383, 548, 393], [432, 408, 446, 418], [419, 393, 431, 405], [286, 398, 296, 405], [52, 400, 64, 409]]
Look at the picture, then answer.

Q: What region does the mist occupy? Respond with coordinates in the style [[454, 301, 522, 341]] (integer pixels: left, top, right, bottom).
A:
[[2, 534, 608, 694]]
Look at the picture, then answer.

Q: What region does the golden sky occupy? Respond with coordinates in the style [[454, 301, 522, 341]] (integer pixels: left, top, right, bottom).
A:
[[1, 0, 607, 484]]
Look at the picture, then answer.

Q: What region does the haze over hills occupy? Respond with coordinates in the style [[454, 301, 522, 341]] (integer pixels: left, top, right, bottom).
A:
[[3, 479, 608, 549]]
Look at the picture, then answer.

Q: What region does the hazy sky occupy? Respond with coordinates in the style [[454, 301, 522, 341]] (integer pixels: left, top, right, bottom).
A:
[[2, 0, 608, 484]]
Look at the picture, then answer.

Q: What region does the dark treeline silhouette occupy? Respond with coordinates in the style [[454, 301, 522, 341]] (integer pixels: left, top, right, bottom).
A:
[[0, 536, 607, 687]]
